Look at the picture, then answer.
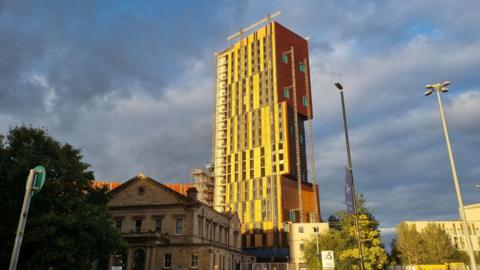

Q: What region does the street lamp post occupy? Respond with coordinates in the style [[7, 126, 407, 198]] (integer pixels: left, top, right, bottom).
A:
[[315, 225, 320, 267], [424, 81, 477, 270], [335, 82, 365, 270]]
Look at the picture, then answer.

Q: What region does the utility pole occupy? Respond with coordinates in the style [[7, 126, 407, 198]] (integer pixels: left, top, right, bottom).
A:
[[335, 82, 365, 270], [424, 81, 477, 270]]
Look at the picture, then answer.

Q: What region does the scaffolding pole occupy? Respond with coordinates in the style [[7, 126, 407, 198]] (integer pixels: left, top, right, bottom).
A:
[[303, 58, 319, 221]]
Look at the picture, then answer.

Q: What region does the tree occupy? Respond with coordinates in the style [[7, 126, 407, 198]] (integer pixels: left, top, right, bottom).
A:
[[421, 224, 465, 264], [304, 229, 352, 270], [394, 222, 466, 265], [303, 195, 388, 270], [394, 222, 424, 264], [0, 126, 125, 270], [338, 213, 388, 270]]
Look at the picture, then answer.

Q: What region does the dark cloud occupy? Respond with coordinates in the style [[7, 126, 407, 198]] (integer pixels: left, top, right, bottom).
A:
[[1, 0, 480, 239]]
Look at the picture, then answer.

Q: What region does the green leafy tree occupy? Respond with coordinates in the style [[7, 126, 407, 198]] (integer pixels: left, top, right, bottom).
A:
[[339, 213, 388, 270], [304, 229, 353, 270], [389, 239, 400, 266], [421, 223, 465, 264], [0, 126, 126, 270], [394, 222, 424, 264], [303, 195, 388, 270], [394, 222, 467, 265]]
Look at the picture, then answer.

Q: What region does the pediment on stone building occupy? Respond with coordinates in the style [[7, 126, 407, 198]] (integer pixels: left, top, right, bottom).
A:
[[108, 174, 196, 207]]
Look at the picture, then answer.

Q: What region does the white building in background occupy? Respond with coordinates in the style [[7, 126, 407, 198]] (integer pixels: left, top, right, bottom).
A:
[[403, 203, 480, 255], [286, 222, 330, 270]]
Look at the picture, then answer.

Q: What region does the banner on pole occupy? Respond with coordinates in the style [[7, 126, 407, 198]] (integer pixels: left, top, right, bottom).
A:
[[345, 167, 354, 214]]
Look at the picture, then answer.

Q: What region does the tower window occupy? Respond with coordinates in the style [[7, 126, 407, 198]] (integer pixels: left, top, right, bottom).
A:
[[283, 88, 289, 99], [282, 53, 288, 63], [302, 96, 309, 107], [299, 63, 306, 72]]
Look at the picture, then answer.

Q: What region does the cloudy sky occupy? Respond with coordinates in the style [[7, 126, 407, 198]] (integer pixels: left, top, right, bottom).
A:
[[1, 0, 480, 246]]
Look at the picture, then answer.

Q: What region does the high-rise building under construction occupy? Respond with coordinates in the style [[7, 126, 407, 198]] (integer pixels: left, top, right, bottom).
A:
[[213, 20, 320, 251]]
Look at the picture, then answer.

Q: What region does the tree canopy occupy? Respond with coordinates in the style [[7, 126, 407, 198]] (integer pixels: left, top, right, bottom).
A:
[[0, 126, 125, 270], [392, 222, 467, 265], [303, 195, 388, 270]]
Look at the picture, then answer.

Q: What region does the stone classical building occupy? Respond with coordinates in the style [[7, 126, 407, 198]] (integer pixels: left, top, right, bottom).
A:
[[107, 174, 253, 270]]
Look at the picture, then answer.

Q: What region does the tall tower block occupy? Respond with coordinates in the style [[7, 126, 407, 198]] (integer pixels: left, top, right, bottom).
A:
[[213, 21, 320, 250]]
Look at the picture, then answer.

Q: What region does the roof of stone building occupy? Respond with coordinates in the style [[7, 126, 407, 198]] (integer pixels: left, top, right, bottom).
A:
[[164, 183, 195, 195], [93, 179, 195, 196], [108, 173, 239, 221]]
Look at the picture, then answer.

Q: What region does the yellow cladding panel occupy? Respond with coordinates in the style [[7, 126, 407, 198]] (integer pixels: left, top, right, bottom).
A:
[[233, 43, 240, 82], [276, 174, 283, 229], [257, 26, 266, 40], [230, 155, 234, 184], [233, 182, 237, 203], [264, 221, 273, 230], [246, 78, 251, 111], [246, 144, 251, 171], [249, 179, 253, 202], [254, 200, 261, 222], [262, 176, 267, 198], [259, 37, 264, 72], [245, 196, 250, 224], [254, 147, 260, 178], [231, 81, 236, 116], [226, 184, 230, 204], [247, 36, 252, 77], [257, 26, 266, 72], [232, 182, 236, 202], [227, 51, 231, 85], [233, 117, 237, 153], [248, 112, 252, 150], [261, 106, 269, 146], [261, 106, 272, 176], [226, 118, 231, 155], [253, 74, 260, 109], [272, 23, 278, 104]]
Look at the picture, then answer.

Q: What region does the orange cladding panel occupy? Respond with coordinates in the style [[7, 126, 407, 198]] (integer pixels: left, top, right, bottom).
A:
[[274, 22, 312, 119]]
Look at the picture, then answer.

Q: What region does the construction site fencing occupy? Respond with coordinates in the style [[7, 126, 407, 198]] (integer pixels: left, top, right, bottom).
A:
[[240, 262, 290, 270], [388, 263, 467, 270]]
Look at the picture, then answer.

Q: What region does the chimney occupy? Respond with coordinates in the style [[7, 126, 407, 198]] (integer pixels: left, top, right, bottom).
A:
[[187, 187, 198, 200]]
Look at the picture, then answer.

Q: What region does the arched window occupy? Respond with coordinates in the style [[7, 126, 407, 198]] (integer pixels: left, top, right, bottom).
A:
[[132, 249, 145, 270]]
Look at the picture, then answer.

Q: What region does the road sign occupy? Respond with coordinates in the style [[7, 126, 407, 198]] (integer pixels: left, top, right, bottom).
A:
[[321, 250, 335, 268], [32, 166, 46, 194]]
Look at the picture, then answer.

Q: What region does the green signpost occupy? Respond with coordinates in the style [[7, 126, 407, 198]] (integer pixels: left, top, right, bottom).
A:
[[32, 165, 46, 194], [9, 166, 47, 270]]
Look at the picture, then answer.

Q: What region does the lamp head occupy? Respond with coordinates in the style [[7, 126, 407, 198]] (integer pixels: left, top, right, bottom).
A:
[[425, 84, 433, 89], [441, 87, 449, 93], [424, 90, 433, 96], [442, 81, 451, 87], [334, 82, 343, 90]]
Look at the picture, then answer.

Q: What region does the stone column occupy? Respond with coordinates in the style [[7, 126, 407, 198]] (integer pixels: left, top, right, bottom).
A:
[[126, 247, 133, 270], [145, 247, 151, 270], [149, 246, 157, 269]]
